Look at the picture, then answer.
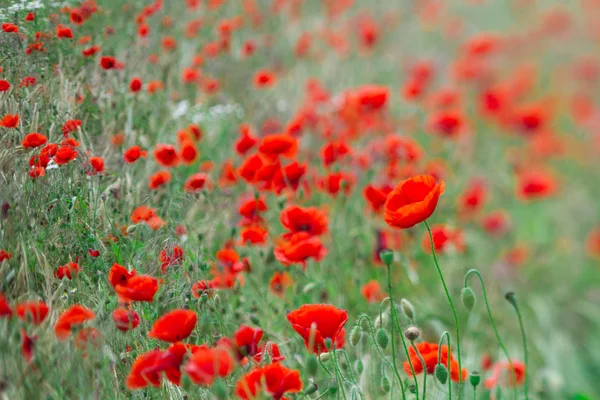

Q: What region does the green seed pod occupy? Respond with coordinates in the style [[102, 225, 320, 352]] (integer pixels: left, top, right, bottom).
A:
[[380, 376, 391, 393], [376, 328, 389, 350], [304, 382, 318, 395], [469, 371, 481, 388], [461, 287, 476, 311], [213, 379, 228, 400], [323, 337, 333, 350], [349, 326, 361, 347], [355, 360, 364, 375], [379, 250, 394, 266], [319, 352, 331, 363], [306, 354, 318, 376], [435, 363, 448, 384], [400, 299, 415, 320], [505, 291, 517, 307]]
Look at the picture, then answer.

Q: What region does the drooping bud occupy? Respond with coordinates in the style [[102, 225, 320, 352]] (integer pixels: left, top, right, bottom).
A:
[[404, 326, 421, 341], [435, 364, 448, 384], [355, 360, 364, 375], [461, 287, 476, 311], [380, 376, 391, 393], [306, 354, 318, 376], [376, 328, 389, 350], [359, 317, 369, 332], [319, 352, 331, 363], [505, 291, 517, 307], [379, 250, 394, 266], [349, 326, 361, 346], [469, 371, 481, 388], [400, 299, 415, 320], [304, 382, 318, 395]]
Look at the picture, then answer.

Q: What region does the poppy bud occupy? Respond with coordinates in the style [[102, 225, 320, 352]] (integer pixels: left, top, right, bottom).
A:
[[306, 354, 318, 376], [199, 293, 208, 304], [379, 249, 394, 265], [304, 382, 318, 395], [469, 371, 481, 388], [400, 299, 415, 319], [355, 360, 364, 375], [380, 376, 390, 393], [319, 352, 330, 363], [213, 379, 228, 400], [360, 317, 370, 332], [213, 294, 221, 307], [376, 328, 389, 349], [349, 325, 361, 346], [408, 384, 417, 394], [461, 287, 476, 311], [404, 326, 421, 341], [323, 337, 332, 350], [126, 224, 138, 234], [504, 291, 517, 307], [249, 314, 260, 325], [435, 363, 448, 384]]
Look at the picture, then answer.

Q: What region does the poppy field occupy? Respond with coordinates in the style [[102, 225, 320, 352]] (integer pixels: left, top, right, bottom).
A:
[[1, 0, 600, 399]]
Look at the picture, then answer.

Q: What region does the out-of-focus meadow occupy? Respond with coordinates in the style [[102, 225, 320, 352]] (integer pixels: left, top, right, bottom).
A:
[[1, 0, 599, 399]]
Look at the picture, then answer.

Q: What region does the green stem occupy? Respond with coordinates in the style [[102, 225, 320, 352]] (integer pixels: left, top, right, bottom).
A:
[[386, 262, 419, 398], [425, 220, 462, 399], [357, 315, 406, 399], [506, 293, 528, 399], [331, 347, 348, 400], [464, 269, 517, 400], [411, 341, 427, 399], [437, 331, 452, 400]]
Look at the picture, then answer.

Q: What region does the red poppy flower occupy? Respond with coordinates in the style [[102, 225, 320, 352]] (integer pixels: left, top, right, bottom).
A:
[[15, 301, 49, 325], [159, 245, 184, 273], [22, 133, 48, 149], [54, 262, 81, 280], [258, 134, 298, 160], [274, 232, 327, 268], [130, 77, 143, 92], [0, 294, 12, 318], [364, 184, 393, 213], [481, 210, 511, 236], [516, 170, 557, 201], [0, 250, 12, 262], [318, 171, 354, 196], [404, 342, 466, 382], [123, 146, 147, 163], [100, 56, 120, 70], [154, 144, 179, 167], [238, 196, 267, 222], [20, 329, 35, 362], [183, 346, 235, 385], [253, 69, 277, 88], [54, 145, 78, 165], [2, 23, 19, 33], [321, 141, 352, 167], [235, 363, 302, 399], [232, 324, 263, 360], [360, 280, 387, 303], [286, 304, 348, 354], [458, 179, 487, 216], [235, 124, 258, 155], [115, 275, 159, 303], [130, 205, 156, 223], [19, 76, 36, 88], [184, 173, 210, 193], [269, 272, 294, 297], [0, 114, 19, 128], [485, 360, 526, 389], [148, 309, 196, 343], [356, 85, 389, 111], [179, 140, 198, 164], [62, 119, 82, 136], [112, 308, 140, 332], [0, 80, 11, 92], [383, 175, 446, 229], [148, 170, 171, 190], [89, 156, 104, 174], [280, 205, 328, 237], [427, 109, 465, 138], [56, 24, 74, 39], [25, 12, 35, 21], [54, 304, 96, 340], [215, 248, 245, 274], [126, 343, 189, 390], [240, 225, 268, 245]]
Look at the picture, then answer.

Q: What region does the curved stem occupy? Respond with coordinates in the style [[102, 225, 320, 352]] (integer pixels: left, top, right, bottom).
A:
[[357, 315, 406, 399], [331, 346, 348, 400], [464, 269, 517, 400], [386, 262, 420, 398], [506, 293, 529, 399], [438, 331, 452, 400], [411, 341, 427, 399], [425, 220, 462, 399]]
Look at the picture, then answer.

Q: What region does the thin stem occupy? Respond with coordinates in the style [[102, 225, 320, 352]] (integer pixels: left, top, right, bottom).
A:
[[506, 293, 529, 399], [425, 220, 462, 399], [386, 262, 419, 398], [357, 315, 406, 399], [438, 331, 452, 400], [464, 269, 517, 400], [411, 341, 427, 399]]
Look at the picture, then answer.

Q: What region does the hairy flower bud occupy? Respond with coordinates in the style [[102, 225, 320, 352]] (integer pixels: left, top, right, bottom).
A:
[[376, 328, 389, 349], [435, 364, 448, 384], [349, 325, 361, 347], [355, 360, 364, 375], [380, 376, 390, 393], [319, 352, 331, 363], [461, 287, 476, 311], [404, 326, 421, 341], [400, 299, 415, 320]]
